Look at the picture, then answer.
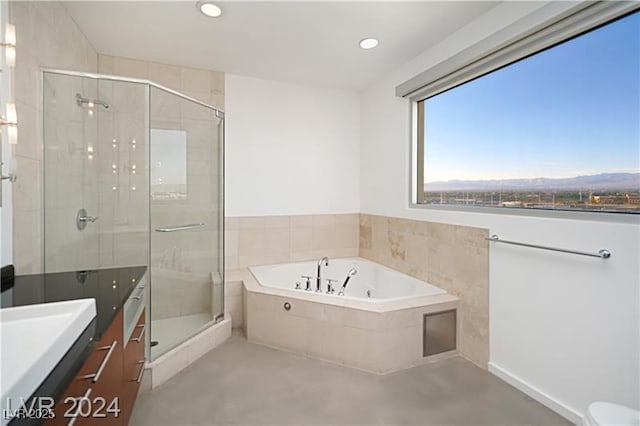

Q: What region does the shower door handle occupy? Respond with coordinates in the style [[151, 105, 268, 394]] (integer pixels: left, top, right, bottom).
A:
[[155, 223, 205, 232]]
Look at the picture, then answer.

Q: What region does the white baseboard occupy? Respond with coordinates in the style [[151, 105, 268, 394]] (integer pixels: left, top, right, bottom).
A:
[[488, 362, 582, 425]]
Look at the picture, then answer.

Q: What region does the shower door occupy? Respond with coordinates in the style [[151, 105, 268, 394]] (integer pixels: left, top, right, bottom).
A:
[[43, 71, 149, 274], [148, 86, 224, 359]]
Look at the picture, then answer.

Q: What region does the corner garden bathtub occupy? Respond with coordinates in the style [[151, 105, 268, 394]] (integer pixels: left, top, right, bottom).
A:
[[240, 257, 459, 374]]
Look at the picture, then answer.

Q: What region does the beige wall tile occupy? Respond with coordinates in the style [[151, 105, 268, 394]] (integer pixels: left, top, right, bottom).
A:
[[182, 90, 213, 115], [265, 215, 290, 228], [225, 229, 239, 257], [210, 71, 225, 94], [341, 326, 378, 371], [98, 54, 114, 74], [312, 225, 336, 251], [291, 215, 313, 227], [224, 214, 359, 273], [238, 255, 266, 269], [225, 217, 239, 230], [290, 251, 314, 262], [113, 56, 149, 79], [181, 67, 211, 93], [265, 228, 291, 254], [15, 102, 42, 161], [376, 326, 423, 373], [335, 213, 358, 225], [331, 248, 358, 258], [13, 156, 41, 212], [290, 227, 312, 252], [335, 224, 358, 249], [264, 253, 290, 265], [225, 294, 243, 328], [238, 228, 265, 256], [211, 93, 224, 111], [313, 214, 335, 227], [238, 216, 266, 229], [148, 61, 182, 91], [225, 256, 238, 270]]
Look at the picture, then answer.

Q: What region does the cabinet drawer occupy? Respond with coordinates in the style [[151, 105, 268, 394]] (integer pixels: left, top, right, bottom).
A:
[[46, 312, 124, 425]]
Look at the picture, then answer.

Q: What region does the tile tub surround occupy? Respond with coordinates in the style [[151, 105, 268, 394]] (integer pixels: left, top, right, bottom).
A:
[[238, 268, 460, 374], [225, 213, 359, 270], [359, 214, 489, 369], [225, 278, 244, 328]]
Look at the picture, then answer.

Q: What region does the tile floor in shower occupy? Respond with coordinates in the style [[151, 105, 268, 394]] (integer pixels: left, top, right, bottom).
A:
[[133, 331, 571, 425], [151, 313, 213, 358]]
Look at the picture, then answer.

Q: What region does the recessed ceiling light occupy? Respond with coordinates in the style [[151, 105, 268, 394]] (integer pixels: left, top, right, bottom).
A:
[[359, 38, 379, 49], [197, 1, 222, 18]]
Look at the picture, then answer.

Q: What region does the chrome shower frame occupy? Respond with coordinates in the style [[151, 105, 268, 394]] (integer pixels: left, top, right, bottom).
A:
[[43, 68, 224, 119]]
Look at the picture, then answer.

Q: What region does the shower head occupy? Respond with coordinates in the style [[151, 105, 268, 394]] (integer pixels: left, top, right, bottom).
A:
[[76, 93, 109, 109]]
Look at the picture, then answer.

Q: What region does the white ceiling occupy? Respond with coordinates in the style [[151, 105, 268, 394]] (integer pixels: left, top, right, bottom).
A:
[[62, 1, 500, 90]]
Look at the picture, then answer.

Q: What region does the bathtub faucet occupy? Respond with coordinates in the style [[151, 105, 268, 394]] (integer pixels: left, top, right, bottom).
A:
[[316, 257, 329, 292], [338, 268, 357, 296]]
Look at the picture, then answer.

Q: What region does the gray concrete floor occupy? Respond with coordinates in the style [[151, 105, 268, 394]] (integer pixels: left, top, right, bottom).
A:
[[131, 333, 571, 425]]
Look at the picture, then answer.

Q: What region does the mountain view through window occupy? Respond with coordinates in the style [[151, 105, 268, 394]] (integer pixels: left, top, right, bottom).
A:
[[420, 11, 639, 213]]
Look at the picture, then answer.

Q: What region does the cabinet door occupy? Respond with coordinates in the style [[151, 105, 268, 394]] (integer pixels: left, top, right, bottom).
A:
[[46, 312, 124, 426], [121, 309, 146, 424]]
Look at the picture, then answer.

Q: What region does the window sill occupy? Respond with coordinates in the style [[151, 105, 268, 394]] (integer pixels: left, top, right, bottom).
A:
[[409, 203, 640, 224]]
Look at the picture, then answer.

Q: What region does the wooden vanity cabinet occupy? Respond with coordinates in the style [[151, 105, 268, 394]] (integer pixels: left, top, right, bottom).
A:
[[47, 311, 124, 425], [44, 268, 148, 426]]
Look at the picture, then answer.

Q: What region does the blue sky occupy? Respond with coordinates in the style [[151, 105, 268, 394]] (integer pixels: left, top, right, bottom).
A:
[[424, 11, 639, 183]]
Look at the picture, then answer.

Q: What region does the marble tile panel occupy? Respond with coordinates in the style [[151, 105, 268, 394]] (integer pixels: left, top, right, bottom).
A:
[[359, 214, 489, 369]]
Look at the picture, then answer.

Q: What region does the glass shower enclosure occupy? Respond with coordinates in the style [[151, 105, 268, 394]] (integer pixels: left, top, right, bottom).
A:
[[42, 70, 224, 361]]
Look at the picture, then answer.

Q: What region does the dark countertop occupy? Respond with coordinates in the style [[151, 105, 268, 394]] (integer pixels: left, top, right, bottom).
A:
[[0, 265, 147, 425], [1, 266, 147, 339]]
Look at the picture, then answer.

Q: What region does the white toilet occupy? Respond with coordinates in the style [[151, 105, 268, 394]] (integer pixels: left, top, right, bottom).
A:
[[582, 402, 640, 426]]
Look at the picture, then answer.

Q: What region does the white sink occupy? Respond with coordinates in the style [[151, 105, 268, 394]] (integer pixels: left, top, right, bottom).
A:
[[0, 299, 96, 418]]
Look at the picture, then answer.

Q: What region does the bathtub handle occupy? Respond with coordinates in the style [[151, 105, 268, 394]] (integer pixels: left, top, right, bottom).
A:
[[301, 275, 312, 291], [326, 279, 338, 294]]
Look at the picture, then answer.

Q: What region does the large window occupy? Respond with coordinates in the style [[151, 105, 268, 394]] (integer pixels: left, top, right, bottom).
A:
[[416, 10, 639, 214]]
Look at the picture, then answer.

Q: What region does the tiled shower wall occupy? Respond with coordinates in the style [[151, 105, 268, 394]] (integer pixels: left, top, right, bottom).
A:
[[10, 1, 98, 274], [359, 214, 489, 369]]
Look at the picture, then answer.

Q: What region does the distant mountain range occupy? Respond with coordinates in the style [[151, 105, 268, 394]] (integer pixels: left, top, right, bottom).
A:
[[424, 173, 640, 192]]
